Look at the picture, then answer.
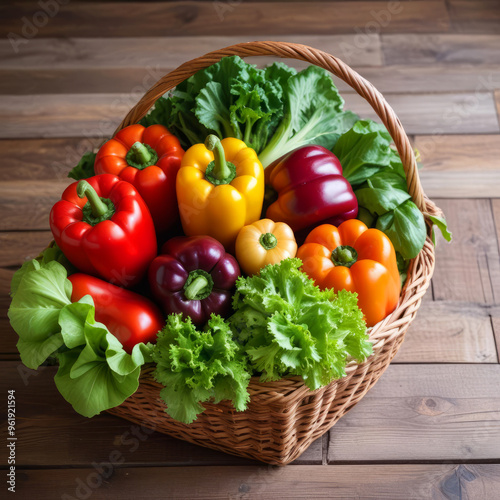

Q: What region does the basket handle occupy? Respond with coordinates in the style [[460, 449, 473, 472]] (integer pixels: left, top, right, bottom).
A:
[[116, 41, 431, 216]]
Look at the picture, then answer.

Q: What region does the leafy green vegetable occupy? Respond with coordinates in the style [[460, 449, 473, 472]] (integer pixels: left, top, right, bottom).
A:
[[152, 314, 251, 424], [55, 309, 153, 418], [10, 243, 75, 297], [376, 199, 427, 259], [8, 260, 72, 368], [141, 56, 293, 154], [333, 119, 450, 259], [8, 256, 152, 417], [258, 65, 358, 168], [230, 259, 371, 390], [68, 151, 96, 181], [429, 214, 453, 245]]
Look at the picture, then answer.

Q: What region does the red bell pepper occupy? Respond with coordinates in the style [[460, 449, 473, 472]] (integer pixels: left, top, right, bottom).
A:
[[95, 124, 185, 233], [266, 145, 358, 233], [49, 174, 157, 287], [69, 273, 164, 353], [148, 235, 241, 325]]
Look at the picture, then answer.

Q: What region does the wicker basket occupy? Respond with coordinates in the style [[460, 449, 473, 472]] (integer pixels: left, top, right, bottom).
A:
[[106, 41, 441, 465]]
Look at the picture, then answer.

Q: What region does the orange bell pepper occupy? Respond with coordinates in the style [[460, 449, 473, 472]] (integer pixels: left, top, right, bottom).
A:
[[235, 219, 297, 276], [297, 219, 401, 326]]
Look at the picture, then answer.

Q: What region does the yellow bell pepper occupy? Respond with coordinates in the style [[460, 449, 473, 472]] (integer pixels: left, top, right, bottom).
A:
[[176, 135, 265, 250], [235, 219, 297, 276]]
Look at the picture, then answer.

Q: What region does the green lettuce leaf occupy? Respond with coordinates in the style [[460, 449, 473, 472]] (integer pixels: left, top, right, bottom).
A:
[[55, 314, 153, 418], [259, 66, 358, 168], [9, 254, 152, 417], [230, 259, 371, 391], [333, 119, 392, 185], [8, 260, 72, 369], [152, 314, 251, 424], [68, 151, 96, 181]]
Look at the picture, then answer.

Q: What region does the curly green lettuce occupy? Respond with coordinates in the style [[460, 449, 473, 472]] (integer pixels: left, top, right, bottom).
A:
[[230, 259, 372, 391], [152, 314, 251, 424]]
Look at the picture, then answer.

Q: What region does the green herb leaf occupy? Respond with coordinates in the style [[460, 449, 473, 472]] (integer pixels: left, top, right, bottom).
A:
[[376, 200, 427, 259], [429, 214, 453, 244]]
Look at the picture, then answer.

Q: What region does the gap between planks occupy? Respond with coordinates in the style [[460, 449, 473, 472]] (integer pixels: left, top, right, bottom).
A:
[[11, 464, 500, 499]]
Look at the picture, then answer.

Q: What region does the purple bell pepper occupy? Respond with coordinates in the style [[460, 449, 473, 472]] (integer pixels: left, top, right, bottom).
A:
[[148, 235, 241, 325], [266, 145, 358, 233]]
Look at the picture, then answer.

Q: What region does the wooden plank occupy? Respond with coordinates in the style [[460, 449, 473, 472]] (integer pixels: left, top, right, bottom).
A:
[[0, 94, 130, 139], [496, 90, 500, 123], [0, 180, 71, 230], [393, 300, 498, 363], [12, 465, 500, 500], [448, 0, 500, 34], [0, 138, 101, 181], [0, 231, 52, 267], [0, 2, 450, 38], [0, 361, 321, 466], [382, 34, 500, 65], [2, 92, 499, 140], [0, 35, 383, 70], [415, 135, 500, 198], [431, 199, 500, 305], [5, 63, 500, 96], [0, 269, 18, 356], [328, 364, 500, 462]]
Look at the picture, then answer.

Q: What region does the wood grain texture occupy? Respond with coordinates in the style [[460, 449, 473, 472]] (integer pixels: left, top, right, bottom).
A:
[[0, 269, 17, 356], [0, 35, 383, 70], [2, 92, 499, 140], [0, 180, 71, 230], [0, 231, 52, 266], [328, 364, 500, 462], [5, 63, 500, 96], [496, 90, 500, 123], [0, 2, 450, 37], [12, 465, 500, 500], [415, 135, 500, 198], [382, 34, 500, 65], [448, 0, 500, 34], [393, 300, 498, 363], [0, 362, 322, 466], [0, 138, 101, 181], [431, 199, 500, 305]]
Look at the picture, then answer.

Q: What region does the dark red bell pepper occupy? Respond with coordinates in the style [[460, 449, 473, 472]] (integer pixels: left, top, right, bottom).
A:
[[266, 145, 358, 233], [69, 273, 164, 353], [50, 174, 157, 287], [148, 235, 240, 325], [94, 124, 185, 233]]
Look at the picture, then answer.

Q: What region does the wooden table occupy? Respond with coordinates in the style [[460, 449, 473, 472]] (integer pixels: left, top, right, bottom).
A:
[[1, 1, 500, 498]]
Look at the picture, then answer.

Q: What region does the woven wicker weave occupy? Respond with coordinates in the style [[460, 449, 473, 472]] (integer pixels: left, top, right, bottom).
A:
[[106, 41, 441, 465]]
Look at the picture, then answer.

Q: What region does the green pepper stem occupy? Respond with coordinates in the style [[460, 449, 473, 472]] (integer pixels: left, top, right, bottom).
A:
[[130, 141, 152, 165], [259, 232, 278, 250], [77, 180, 108, 218], [184, 276, 210, 300], [331, 245, 358, 268], [205, 135, 231, 181]]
